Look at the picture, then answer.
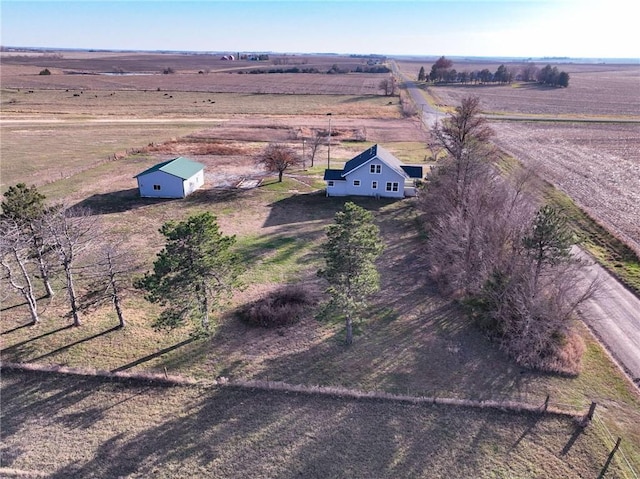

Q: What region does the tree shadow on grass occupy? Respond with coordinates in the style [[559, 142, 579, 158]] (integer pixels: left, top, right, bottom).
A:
[[14, 376, 589, 479], [1, 370, 115, 439], [1, 324, 74, 358], [70, 188, 177, 215], [28, 326, 120, 362], [1, 294, 50, 314], [111, 337, 197, 372], [263, 192, 400, 228], [1, 322, 37, 335]]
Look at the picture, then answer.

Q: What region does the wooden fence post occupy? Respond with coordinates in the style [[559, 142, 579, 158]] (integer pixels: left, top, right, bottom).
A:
[[597, 437, 622, 479], [542, 394, 550, 413]]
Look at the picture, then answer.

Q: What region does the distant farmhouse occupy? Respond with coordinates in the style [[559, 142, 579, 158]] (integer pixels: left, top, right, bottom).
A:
[[135, 157, 204, 199], [324, 145, 422, 198]]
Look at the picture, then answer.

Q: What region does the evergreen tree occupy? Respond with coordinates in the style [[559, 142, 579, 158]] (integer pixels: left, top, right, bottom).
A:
[[418, 66, 426, 81], [523, 205, 574, 289], [1, 183, 55, 297], [136, 212, 242, 333], [318, 202, 384, 345]]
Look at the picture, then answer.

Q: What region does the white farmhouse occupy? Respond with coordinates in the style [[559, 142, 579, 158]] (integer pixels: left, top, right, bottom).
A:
[[324, 145, 422, 198], [135, 157, 205, 199]]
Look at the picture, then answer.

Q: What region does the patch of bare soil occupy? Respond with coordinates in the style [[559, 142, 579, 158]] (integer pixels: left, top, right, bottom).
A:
[[492, 122, 640, 255]]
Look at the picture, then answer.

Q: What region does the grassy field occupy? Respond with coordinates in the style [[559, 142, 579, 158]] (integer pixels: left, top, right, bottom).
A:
[[2, 51, 639, 477], [2, 171, 639, 474], [0, 368, 628, 479]]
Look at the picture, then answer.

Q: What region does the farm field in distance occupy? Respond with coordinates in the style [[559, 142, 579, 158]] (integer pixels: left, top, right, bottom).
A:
[[1, 50, 639, 477], [398, 59, 640, 260]]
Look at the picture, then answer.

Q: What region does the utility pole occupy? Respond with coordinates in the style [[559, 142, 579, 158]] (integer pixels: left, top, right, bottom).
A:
[[327, 112, 332, 169], [302, 138, 306, 170]]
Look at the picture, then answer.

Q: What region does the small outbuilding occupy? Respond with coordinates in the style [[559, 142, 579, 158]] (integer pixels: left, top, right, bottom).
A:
[[135, 157, 205, 198], [324, 144, 422, 198]]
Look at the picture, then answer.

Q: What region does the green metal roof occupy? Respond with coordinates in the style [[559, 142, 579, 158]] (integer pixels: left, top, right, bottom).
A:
[[134, 157, 204, 180]]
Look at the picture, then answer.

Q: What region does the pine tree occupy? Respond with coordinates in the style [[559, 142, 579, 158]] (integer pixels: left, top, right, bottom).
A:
[[136, 212, 242, 333], [318, 202, 384, 345], [418, 66, 426, 82], [1, 183, 55, 297], [523, 205, 574, 290]]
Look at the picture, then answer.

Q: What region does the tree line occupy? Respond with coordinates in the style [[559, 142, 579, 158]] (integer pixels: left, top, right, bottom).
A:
[[1, 185, 134, 328], [418, 56, 570, 87], [417, 96, 594, 373], [238, 64, 391, 75]]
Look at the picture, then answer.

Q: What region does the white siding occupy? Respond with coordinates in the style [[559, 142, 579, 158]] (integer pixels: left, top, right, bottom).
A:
[[182, 169, 204, 196], [343, 160, 406, 198], [326, 179, 349, 196], [138, 170, 204, 198], [137, 171, 184, 198]]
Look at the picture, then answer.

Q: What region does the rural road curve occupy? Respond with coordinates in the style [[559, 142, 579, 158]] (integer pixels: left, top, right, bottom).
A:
[[576, 248, 640, 385], [393, 62, 640, 387]]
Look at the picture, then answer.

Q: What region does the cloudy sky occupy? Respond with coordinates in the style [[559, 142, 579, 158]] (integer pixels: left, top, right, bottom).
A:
[[1, 0, 638, 59]]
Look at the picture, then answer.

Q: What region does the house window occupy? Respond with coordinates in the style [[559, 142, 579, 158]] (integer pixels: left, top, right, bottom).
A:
[[328, 181, 334, 187], [372, 181, 378, 189], [353, 180, 361, 187], [153, 184, 161, 190], [385, 182, 399, 192], [370, 164, 381, 174]]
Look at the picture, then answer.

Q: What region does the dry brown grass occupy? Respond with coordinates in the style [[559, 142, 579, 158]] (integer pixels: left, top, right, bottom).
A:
[[2, 51, 639, 476], [0, 368, 627, 479]]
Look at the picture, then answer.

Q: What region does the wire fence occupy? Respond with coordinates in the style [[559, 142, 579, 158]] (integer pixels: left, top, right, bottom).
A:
[[5, 363, 638, 476], [592, 410, 638, 479]]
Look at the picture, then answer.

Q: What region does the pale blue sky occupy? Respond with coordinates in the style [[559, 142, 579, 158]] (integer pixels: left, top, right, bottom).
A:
[[1, 0, 638, 58]]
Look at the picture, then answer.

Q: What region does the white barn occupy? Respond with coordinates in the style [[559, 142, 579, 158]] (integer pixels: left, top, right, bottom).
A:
[[135, 157, 205, 199], [324, 145, 422, 198]]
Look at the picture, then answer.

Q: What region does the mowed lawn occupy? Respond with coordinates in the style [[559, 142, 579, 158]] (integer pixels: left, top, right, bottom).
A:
[[0, 369, 622, 479]]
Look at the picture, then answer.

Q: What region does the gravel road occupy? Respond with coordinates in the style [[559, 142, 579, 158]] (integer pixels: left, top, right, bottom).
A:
[[396, 62, 640, 387], [576, 248, 640, 385]]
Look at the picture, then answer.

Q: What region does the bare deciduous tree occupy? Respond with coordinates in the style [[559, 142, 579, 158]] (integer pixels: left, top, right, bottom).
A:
[[44, 206, 96, 326], [429, 97, 496, 210], [256, 143, 302, 182], [82, 239, 138, 329], [0, 218, 41, 324], [419, 96, 597, 373], [378, 77, 397, 96], [308, 129, 325, 168], [520, 63, 538, 82]]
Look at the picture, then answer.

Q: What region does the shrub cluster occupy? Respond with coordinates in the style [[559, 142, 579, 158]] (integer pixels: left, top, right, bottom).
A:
[[238, 284, 316, 328]]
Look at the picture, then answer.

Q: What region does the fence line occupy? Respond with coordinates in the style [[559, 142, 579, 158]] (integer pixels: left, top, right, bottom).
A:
[[593, 410, 638, 479], [8, 360, 637, 476], [228, 378, 585, 418]]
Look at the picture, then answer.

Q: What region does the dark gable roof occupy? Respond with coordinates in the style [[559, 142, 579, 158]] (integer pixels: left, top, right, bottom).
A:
[[401, 165, 423, 179], [343, 145, 378, 173], [323, 169, 345, 181], [324, 144, 423, 182], [344, 144, 411, 179]]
